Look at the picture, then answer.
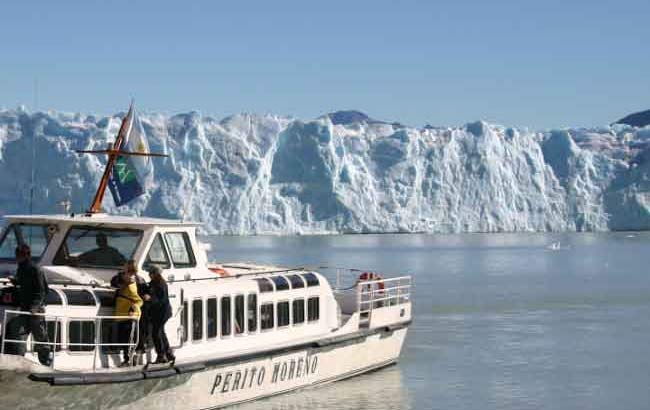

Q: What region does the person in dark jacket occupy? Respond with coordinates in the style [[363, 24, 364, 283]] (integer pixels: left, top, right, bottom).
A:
[[5, 244, 52, 366], [147, 265, 174, 364]]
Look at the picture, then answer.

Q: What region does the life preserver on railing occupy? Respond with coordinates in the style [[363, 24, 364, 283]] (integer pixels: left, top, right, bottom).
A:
[[209, 265, 230, 277], [357, 272, 385, 291]]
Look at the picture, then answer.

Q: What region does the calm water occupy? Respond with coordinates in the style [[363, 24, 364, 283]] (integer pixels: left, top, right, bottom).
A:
[[205, 232, 650, 410]]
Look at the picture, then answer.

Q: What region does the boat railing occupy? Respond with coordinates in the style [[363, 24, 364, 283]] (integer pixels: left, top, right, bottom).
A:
[[357, 276, 411, 308], [0, 309, 139, 370], [357, 276, 411, 327], [315, 266, 410, 290]]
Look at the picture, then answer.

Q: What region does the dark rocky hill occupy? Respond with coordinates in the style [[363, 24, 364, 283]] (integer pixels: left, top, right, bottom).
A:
[[614, 109, 650, 127]]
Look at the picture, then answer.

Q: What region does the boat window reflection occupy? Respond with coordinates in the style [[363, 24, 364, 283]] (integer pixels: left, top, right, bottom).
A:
[[53, 226, 142, 268], [164, 232, 196, 268], [0, 223, 52, 263], [144, 233, 171, 269]]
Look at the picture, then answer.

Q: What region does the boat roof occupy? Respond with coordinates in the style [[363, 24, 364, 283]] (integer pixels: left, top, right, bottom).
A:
[[3, 213, 202, 228]]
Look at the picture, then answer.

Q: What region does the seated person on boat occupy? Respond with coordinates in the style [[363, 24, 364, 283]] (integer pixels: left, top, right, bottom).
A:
[[77, 232, 126, 266]]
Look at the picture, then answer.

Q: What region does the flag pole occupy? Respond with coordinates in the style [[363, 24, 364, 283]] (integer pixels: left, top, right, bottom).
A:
[[87, 102, 134, 214]]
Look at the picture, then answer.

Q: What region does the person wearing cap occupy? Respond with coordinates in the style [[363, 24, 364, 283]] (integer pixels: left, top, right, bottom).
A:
[[5, 244, 52, 366]]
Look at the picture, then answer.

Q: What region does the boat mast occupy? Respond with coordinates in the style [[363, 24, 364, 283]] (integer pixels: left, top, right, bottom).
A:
[[86, 103, 134, 214]]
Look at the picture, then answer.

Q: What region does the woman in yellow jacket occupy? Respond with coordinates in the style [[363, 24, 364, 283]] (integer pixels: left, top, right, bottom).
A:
[[115, 261, 143, 366]]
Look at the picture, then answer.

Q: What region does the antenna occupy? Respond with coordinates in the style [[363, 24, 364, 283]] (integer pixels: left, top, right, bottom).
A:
[[29, 77, 39, 216]]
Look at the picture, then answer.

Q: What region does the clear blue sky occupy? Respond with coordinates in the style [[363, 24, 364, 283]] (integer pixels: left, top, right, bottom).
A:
[[1, 0, 648, 129]]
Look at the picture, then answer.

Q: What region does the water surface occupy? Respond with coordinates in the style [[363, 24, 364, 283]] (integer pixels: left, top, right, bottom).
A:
[[206, 232, 650, 410]]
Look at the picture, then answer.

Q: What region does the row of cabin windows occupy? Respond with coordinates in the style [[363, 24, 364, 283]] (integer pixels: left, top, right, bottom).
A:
[[43, 288, 118, 308], [254, 273, 320, 293], [183, 295, 320, 342], [29, 320, 95, 353]]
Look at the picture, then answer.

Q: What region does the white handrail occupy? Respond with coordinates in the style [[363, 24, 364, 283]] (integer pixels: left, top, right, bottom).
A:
[[356, 276, 412, 321], [1, 309, 140, 369]]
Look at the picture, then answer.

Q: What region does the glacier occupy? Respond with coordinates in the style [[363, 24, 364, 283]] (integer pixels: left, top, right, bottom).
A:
[[0, 107, 649, 234]]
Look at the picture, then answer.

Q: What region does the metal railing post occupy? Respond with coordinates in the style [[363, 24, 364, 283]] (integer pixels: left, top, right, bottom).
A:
[[51, 318, 58, 369], [1, 310, 7, 354], [93, 318, 100, 370]]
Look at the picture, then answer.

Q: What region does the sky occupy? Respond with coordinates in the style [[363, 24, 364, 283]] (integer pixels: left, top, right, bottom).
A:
[[1, 0, 649, 129]]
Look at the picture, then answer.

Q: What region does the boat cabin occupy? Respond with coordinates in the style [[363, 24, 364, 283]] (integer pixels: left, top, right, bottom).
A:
[[0, 213, 411, 371]]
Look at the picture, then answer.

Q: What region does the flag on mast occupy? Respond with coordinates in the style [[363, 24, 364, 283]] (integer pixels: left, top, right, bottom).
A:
[[107, 108, 154, 206]]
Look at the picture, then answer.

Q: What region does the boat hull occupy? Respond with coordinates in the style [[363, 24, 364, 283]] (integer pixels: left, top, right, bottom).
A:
[[0, 326, 408, 410]]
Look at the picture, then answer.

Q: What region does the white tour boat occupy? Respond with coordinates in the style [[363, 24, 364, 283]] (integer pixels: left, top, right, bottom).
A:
[[0, 105, 412, 410]]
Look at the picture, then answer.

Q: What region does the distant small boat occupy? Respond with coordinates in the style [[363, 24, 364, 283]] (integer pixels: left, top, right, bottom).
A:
[[547, 241, 562, 251]]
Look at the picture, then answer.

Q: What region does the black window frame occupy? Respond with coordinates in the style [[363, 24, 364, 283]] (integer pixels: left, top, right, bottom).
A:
[[164, 232, 196, 268], [207, 297, 218, 339], [62, 290, 97, 306], [277, 301, 290, 327], [192, 298, 204, 341], [287, 274, 305, 289], [302, 273, 320, 287], [68, 320, 96, 352], [270, 276, 290, 291], [247, 293, 257, 333], [254, 278, 274, 293], [46, 320, 62, 352], [52, 225, 143, 269], [293, 298, 305, 325], [94, 290, 116, 308], [144, 233, 171, 270], [46, 289, 63, 305], [307, 297, 320, 322], [234, 295, 245, 335], [182, 301, 189, 343], [260, 303, 274, 330], [0, 223, 52, 263], [221, 296, 232, 337]]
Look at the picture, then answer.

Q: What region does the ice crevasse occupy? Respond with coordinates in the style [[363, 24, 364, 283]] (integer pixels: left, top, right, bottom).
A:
[[0, 108, 649, 234]]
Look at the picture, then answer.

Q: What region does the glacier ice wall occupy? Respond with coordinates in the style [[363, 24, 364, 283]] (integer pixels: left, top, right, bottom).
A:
[[0, 108, 649, 234]]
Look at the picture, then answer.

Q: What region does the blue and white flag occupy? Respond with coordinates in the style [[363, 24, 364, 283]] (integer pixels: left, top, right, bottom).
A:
[[108, 109, 154, 206]]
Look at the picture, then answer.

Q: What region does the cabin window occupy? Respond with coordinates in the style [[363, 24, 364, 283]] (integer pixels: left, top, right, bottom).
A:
[[0, 223, 51, 262], [53, 226, 142, 269], [100, 320, 118, 354], [254, 278, 274, 293], [46, 320, 62, 352], [261, 303, 274, 330], [235, 295, 245, 334], [68, 321, 96, 352], [182, 301, 189, 343], [302, 273, 320, 287], [287, 274, 305, 289], [293, 299, 305, 324], [62, 290, 96, 306], [94, 290, 115, 308], [270, 276, 290, 291], [207, 297, 218, 339], [307, 297, 320, 322], [0, 225, 19, 261], [192, 299, 203, 341], [164, 232, 196, 268], [46, 289, 63, 305], [144, 234, 171, 269], [277, 301, 290, 327], [221, 296, 232, 336], [247, 294, 257, 332]]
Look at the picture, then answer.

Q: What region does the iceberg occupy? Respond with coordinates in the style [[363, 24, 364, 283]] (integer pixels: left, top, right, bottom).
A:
[[0, 108, 648, 234]]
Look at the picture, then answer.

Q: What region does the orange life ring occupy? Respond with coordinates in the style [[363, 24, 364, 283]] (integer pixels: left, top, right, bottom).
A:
[[209, 266, 229, 277], [357, 272, 385, 291]]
